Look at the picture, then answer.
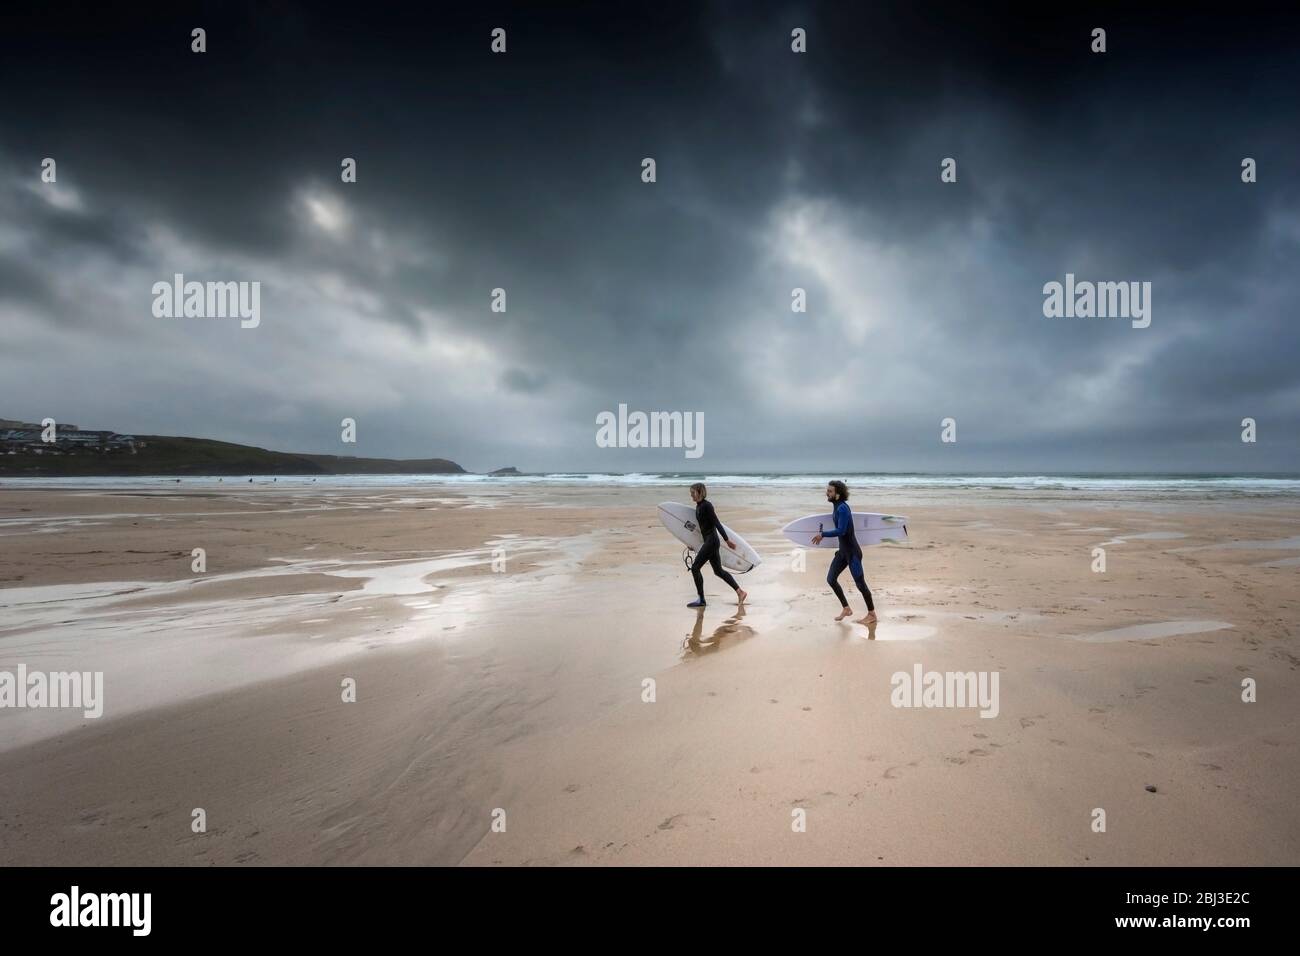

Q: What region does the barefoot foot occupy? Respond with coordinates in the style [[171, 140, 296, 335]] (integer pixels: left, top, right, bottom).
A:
[[835, 607, 853, 621], [857, 611, 878, 625]]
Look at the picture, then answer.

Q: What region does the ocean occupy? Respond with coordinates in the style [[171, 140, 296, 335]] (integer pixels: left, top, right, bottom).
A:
[[3, 472, 1300, 500]]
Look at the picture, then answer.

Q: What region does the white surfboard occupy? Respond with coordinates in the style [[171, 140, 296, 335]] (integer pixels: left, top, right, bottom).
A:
[[781, 511, 909, 549], [657, 502, 761, 574]]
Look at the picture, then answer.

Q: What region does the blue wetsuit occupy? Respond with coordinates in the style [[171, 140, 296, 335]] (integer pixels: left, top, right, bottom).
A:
[[819, 500, 875, 611]]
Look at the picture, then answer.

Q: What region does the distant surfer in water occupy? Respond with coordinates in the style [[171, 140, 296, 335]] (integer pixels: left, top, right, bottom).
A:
[[687, 482, 747, 608], [811, 480, 876, 623]]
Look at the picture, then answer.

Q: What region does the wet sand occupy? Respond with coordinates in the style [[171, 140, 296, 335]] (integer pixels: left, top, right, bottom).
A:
[[0, 483, 1298, 864]]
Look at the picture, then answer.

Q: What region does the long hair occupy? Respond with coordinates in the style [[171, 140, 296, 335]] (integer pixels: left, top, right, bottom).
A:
[[690, 481, 707, 498], [828, 479, 849, 501]]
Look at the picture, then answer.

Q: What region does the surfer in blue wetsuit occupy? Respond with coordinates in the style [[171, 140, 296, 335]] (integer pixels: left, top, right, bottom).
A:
[[687, 482, 748, 608], [811, 480, 877, 624]]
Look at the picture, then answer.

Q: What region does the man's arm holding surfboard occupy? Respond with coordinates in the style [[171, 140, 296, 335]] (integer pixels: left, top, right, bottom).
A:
[[718, 507, 737, 550], [811, 503, 849, 545], [704, 500, 737, 550]]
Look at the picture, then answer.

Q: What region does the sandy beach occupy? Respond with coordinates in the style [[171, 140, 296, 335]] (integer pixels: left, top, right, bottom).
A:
[[1, 480, 1298, 865]]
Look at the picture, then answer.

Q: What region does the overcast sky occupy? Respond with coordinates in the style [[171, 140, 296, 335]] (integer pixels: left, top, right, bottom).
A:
[[2, 1, 1298, 473]]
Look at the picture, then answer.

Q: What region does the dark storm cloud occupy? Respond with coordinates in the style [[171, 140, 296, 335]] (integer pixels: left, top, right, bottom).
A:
[[500, 367, 547, 394], [1, 1, 1298, 471], [0, 257, 56, 312]]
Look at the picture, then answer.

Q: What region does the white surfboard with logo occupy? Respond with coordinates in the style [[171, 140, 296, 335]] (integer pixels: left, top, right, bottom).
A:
[[657, 502, 761, 573]]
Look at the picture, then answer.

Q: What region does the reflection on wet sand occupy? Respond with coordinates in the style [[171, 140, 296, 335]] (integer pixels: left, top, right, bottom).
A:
[[681, 605, 756, 657]]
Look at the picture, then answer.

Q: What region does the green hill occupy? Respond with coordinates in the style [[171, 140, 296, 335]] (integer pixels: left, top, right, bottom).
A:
[[0, 434, 465, 477]]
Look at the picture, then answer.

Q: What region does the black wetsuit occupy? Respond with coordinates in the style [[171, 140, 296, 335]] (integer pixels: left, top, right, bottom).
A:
[[821, 500, 875, 611], [691, 499, 740, 601]]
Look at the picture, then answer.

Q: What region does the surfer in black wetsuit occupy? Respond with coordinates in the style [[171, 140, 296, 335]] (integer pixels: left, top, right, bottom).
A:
[[811, 479, 877, 624], [687, 482, 748, 608]]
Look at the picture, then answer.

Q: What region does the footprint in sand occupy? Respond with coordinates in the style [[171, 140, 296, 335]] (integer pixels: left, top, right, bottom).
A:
[[789, 792, 838, 808], [883, 760, 920, 779]]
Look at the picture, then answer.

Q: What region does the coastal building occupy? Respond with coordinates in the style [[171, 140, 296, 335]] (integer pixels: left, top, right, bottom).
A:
[[0, 421, 142, 454]]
